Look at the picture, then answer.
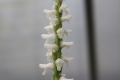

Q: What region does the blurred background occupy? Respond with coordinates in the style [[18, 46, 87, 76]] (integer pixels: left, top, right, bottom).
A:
[[0, 0, 120, 80]]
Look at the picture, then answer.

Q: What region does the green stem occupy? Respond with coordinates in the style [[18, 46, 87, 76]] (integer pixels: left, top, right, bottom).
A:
[[52, 0, 63, 80]]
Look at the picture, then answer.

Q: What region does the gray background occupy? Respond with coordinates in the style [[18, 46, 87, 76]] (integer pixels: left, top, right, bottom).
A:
[[0, 0, 120, 80], [94, 0, 120, 80]]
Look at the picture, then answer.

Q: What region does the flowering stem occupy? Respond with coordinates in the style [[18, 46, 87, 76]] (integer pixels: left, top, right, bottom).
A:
[[40, 0, 74, 80], [52, 0, 63, 80]]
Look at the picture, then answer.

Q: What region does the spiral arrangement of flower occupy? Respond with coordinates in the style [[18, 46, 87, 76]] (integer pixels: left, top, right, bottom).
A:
[[39, 0, 74, 80]]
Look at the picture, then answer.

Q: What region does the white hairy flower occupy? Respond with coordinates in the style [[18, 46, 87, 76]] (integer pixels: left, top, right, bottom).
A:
[[43, 9, 56, 18], [44, 44, 58, 52], [50, 0, 63, 3], [55, 58, 65, 71], [59, 3, 70, 14], [39, 63, 53, 75], [61, 15, 72, 22], [46, 52, 53, 62], [60, 74, 74, 80], [44, 25, 53, 34], [57, 28, 72, 39], [61, 41, 74, 51], [49, 17, 59, 26], [57, 28, 65, 39], [41, 34, 55, 43], [62, 56, 73, 67]]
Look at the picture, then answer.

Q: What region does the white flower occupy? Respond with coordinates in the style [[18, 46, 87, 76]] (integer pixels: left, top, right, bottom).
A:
[[57, 28, 72, 39], [39, 63, 53, 75], [46, 52, 53, 62], [62, 56, 73, 67], [41, 34, 55, 43], [60, 74, 74, 80], [43, 9, 56, 18], [49, 17, 59, 26], [50, 0, 63, 3], [61, 41, 74, 51], [44, 25, 53, 34], [64, 29, 72, 37], [61, 15, 72, 22], [55, 58, 65, 71], [59, 3, 70, 14], [44, 44, 58, 52], [57, 28, 65, 39]]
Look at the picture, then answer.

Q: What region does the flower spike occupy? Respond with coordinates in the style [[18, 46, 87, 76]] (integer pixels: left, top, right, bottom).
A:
[[40, 0, 74, 80]]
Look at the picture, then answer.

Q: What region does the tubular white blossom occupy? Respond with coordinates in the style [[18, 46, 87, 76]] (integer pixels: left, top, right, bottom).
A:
[[57, 28, 65, 39], [41, 34, 55, 43], [43, 9, 56, 18], [57, 28, 72, 39], [61, 15, 72, 22], [46, 52, 53, 62], [59, 3, 70, 14], [44, 25, 53, 34], [55, 58, 65, 71], [49, 17, 59, 26], [64, 29, 72, 37], [61, 41, 74, 51], [44, 44, 58, 52], [60, 74, 74, 80], [62, 56, 73, 67], [39, 63, 53, 75]]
